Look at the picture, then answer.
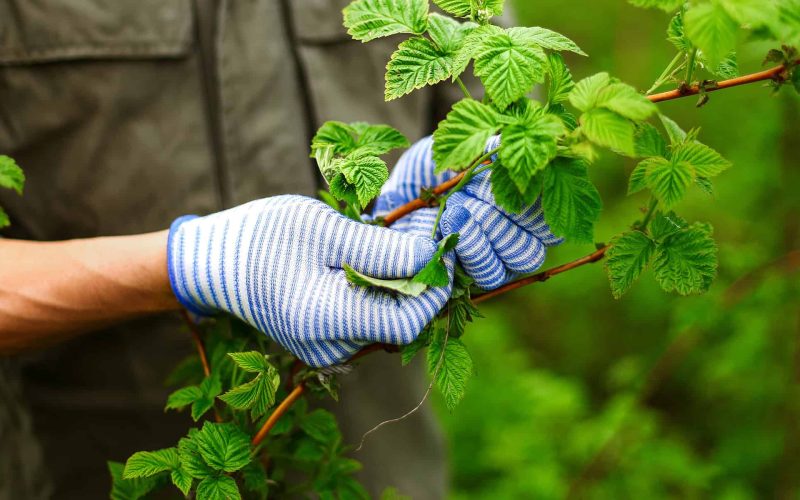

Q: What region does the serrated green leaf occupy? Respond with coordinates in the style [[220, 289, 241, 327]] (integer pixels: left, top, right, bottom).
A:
[[685, 2, 738, 67], [0, 207, 9, 228], [509, 26, 587, 56], [490, 163, 543, 213], [0, 155, 24, 195], [659, 114, 687, 145], [667, 11, 691, 52], [109, 461, 168, 500], [427, 13, 477, 53], [580, 108, 637, 156], [650, 211, 688, 241], [178, 435, 215, 479], [329, 172, 362, 208], [196, 475, 241, 500], [401, 336, 428, 366], [194, 422, 252, 473], [627, 0, 684, 12], [311, 122, 357, 157], [123, 448, 179, 479], [546, 53, 575, 105], [635, 123, 668, 159], [433, 0, 472, 17], [719, 0, 775, 26], [710, 51, 738, 79], [427, 332, 473, 411], [542, 158, 602, 243], [386, 37, 456, 100], [432, 99, 501, 172], [653, 223, 717, 295], [569, 72, 610, 112], [227, 351, 268, 373], [595, 82, 658, 121], [646, 158, 694, 208], [605, 231, 657, 298], [219, 374, 265, 411], [471, 26, 548, 109], [413, 233, 458, 287], [629, 157, 667, 195], [354, 124, 410, 155], [166, 386, 203, 411], [339, 153, 389, 209], [671, 142, 731, 178], [500, 113, 563, 191], [343, 0, 428, 42], [344, 264, 429, 296], [301, 409, 341, 444], [170, 467, 193, 497]]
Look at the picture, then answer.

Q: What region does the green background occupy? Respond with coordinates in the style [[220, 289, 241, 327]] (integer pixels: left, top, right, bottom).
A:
[[433, 1, 800, 498]]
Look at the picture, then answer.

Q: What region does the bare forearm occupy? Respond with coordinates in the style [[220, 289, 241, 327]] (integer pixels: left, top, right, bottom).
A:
[[0, 231, 180, 352]]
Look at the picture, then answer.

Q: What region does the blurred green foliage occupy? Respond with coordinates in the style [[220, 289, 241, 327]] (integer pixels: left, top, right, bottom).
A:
[[433, 1, 800, 498]]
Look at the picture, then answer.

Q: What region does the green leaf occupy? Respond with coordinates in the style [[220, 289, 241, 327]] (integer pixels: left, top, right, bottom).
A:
[[509, 26, 587, 56], [329, 173, 361, 208], [344, 264, 428, 296], [191, 375, 222, 422], [627, 0, 684, 12], [653, 223, 718, 295], [595, 82, 658, 121], [470, 26, 548, 109], [433, 0, 472, 17], [109, 461, 167, 500], [542, 158, 602, 243], [227, 351, 268, 373], [569, 72, 610, 112], [580, 108, 637, 156], [646, 158, 694, 208], [343, 0, 428, 42], [386, 37, 456, 100], [311, 121, 358, 157], [196, 475, 241, 500], [605, 231, 657, 298], [171, 467, 193, 497], [219, 371, 278, 418], [670, 142, 731, 178], [166, 386, 203, 411], [427, 13, 477, 53], [650, 211, 688, 241], [301, 409, 341, 444], [635, 123, 668, 158], [413, 233, 459, 287], [123, 448, 179, 479], [667, 11, 691, 52], [490, 164, 543, 213], [178, 435, 215, 479], [659, 114, 687, 145], [710, 51, 738, 79], [194, 422, 252, 473], [628, 158, 664, 195], [400, 331, 430, 366], [432, 99, 500, 172], [339, 152, 389, 209], [354, 124, 410, 155], [427, 332, 473, 411], [0, 155, 24, 195], [684, 2, 738, 67], [546, 53, 575, 105], [500, 109, 564, 190]]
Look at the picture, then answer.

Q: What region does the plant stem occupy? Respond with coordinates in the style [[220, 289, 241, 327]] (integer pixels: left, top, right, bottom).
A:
[[252, 383, 306, 447], [181, 310, 212, 378], [646, 52, 684, 95], [637, 198, 659, 231], [684, 48, 698, 86], [429, 148, 500, 238], [456, 77, 474, 100]]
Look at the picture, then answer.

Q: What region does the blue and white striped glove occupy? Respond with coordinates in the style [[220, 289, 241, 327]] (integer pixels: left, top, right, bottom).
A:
[[375, 136, 563, 291], [167, 195, 452, 367]]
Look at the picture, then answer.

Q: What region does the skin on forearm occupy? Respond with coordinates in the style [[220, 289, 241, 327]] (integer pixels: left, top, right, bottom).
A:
[[0, 230, 180, 352]]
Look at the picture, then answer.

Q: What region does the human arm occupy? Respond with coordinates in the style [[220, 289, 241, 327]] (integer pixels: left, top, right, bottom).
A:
[[0, 231, 179, 352]]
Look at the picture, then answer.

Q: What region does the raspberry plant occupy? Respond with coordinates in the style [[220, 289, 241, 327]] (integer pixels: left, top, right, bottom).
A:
[[98, 0, 800, 498]]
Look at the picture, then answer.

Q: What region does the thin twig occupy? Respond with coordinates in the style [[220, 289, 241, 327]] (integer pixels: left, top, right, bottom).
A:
[[252, 383, 306, 447], [181, 310, 212, 378]]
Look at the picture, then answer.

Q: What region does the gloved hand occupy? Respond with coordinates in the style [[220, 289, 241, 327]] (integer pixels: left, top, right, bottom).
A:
[[375, 136, 563, 290], [167, 195, 452, 367]]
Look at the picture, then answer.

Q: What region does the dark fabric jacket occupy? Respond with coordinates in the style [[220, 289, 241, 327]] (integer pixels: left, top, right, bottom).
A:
[[0, 0, 465, 497]]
